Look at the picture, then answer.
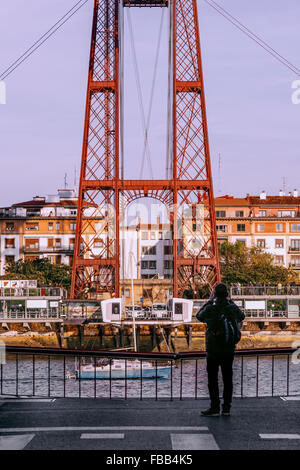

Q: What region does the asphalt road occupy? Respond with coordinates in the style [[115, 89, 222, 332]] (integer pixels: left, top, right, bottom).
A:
[[0, 396, 300, 450]]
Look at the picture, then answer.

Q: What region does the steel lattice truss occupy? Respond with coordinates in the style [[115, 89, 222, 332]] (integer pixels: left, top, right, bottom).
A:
[[71, 0, 220, 299]]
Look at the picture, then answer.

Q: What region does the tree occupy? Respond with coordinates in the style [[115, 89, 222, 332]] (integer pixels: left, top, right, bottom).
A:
[[1, 258, 72, 291], [219, 241, 297, 286]]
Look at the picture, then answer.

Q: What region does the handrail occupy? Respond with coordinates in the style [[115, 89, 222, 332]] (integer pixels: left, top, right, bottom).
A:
[[5, 345, 296, 360]]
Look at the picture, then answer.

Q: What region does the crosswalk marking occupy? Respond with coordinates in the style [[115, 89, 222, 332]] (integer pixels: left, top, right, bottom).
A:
[[260, 434, 300, 439], [0, 399, 55, 403], [0, 434, 35, 450], [171, 433, 219, 450], [0, 426, 208, 433], [81, 433, 124, 439], [280, 397, 300, 401]]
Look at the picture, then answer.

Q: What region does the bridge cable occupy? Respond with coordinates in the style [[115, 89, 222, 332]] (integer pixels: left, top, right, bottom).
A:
[[0, 0, 89, 81], [165, 1, 173, 180], [203, 0, 300, 76], [139, 7, 165, 180], [126, 8, 154, 179]]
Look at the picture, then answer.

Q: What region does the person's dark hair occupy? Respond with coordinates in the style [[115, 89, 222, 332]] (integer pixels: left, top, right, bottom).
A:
[[214, 283, 228, 299]]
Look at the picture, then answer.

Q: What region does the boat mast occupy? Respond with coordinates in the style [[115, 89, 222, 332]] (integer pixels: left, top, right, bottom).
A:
[[129, 251, 137, 352]]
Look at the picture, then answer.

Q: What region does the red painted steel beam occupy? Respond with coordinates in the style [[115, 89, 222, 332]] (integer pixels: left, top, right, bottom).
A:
[[82, 179, 211, 190]]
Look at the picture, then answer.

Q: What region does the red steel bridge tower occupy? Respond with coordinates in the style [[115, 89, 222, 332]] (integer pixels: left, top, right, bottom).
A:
[[71, 0, 221, 299]]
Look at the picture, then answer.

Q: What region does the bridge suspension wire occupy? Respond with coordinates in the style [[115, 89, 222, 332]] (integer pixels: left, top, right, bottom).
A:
[[203, 0, 300, 76], [139, 7, 165, 180], [165, 1, 173, 180], [126, 8, 154, 179], [0, 0, 89, 81]]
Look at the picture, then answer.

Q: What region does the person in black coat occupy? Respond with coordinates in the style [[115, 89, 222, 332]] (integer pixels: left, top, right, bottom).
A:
[[196, 283, 245, 416]]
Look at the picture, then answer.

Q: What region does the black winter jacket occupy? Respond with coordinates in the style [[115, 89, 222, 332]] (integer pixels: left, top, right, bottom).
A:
[[196, 298, 245, 356]]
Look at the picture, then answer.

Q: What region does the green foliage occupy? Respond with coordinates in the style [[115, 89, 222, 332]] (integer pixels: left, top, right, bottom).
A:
[[0, 258, 72, 290], [219, 241, 297, 285]]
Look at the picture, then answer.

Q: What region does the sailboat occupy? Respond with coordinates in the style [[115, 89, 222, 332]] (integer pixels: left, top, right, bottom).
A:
[[76, 256, 173, 380], [76, 358, 172, 380]]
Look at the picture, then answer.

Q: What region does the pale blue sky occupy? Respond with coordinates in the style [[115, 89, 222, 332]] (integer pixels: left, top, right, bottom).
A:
[[0, 0, 299, 206]]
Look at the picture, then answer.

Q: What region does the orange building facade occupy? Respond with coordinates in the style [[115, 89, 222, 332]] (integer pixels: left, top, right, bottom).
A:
[[1, 189, 300, 280], [215, 191, 300, 278]]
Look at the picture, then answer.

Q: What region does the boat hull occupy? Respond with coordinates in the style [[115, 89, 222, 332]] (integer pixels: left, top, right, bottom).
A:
[[76, 366, 172, 380]]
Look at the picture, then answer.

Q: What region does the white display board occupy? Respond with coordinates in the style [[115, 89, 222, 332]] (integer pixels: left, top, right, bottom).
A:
[[168, 298, 193, 322], [0, 280, 37, 288], [27, 300, 47, 309], [101, 298, 123, 323], [244, 300, 265, 310]]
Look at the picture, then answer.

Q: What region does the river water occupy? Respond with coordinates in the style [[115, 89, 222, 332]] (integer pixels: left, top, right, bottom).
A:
[[1, 354, 299, 399]]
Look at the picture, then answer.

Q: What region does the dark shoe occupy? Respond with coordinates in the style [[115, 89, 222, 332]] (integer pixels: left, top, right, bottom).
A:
[[201, 408, 220, 417], [222, 406, 231, 416]]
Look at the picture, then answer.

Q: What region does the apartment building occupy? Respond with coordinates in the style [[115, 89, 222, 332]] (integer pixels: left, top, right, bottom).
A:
[[215, 190, 300, 277], [1, 188, 300, 280], [0, 189, 79, 274], [121, 220, 173, 280]]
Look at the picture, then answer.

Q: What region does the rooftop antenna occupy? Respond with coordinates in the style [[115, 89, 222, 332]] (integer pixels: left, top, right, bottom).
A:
[[74, 165, 77, 191], [64, 173, 68, 189], [282, 176, 286, 194]]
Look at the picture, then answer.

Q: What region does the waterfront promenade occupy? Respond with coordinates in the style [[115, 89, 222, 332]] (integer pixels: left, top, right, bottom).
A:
[[0, 396, 299, 450]]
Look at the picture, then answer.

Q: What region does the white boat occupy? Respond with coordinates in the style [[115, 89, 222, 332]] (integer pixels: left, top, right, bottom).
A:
[[76, 359, 172, 380]]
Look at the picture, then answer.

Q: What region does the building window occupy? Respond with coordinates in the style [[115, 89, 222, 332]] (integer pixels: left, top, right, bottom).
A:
[[164, 260, 172, 270], [149, 260, 157, 270], [291, 240, 300, 251], [235, 211, 244, 217], [291, 224, 300, 232], [164, 231, 171, 240], [48, 222, 54, 231], [26, 222, 39, 231], [150, 232, 156, 240], [258, 210, 266, 217], [257, 239, 266, 248], [69, 238, 75, 250], [55, 239, 61, 248], [55, 255, 62, 265], [5, 255, 15, 265], [236, 239, 246, 245], [47, 239, 54, 248], [26, 208, 40, 217], [141, 231, 149, 240], [291, 257, 300, 267], [25, 239, 39, 250], [142, 246, 156, 255], [5, 238, 15, 249], [276, 224, 284, 232], [158, 232, 163, 240], [278, 210, 296, 217], [5, 222, 15, 232], [216, 210, 226, 218], [141, 261, 148, 270], [164, 245, 173, 255], [56, 222, 61, 231], [216, 225, 227, 233], [94, 238, 103, 248], [237, 224, 245, 232], [70, 210, 77, 216], [275, 256, 284, 265], [275, 239, 284, 248], [70, 223, 76, 231], [257, 224, 265, 232]]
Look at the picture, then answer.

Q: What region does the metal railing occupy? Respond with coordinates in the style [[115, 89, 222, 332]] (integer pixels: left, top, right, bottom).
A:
[[0, 346, 298, 400], [231, 286, 300, 296], [0, 288, 66, 298]]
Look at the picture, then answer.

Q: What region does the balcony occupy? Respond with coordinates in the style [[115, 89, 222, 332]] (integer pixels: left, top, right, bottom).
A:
[[289, 247, 300, 253], [24, 245, 40, 252]]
